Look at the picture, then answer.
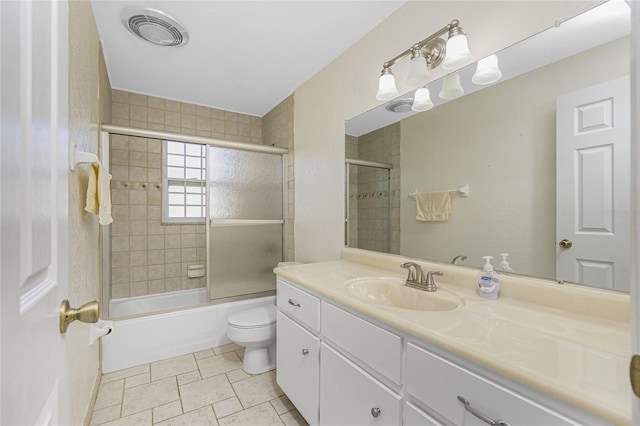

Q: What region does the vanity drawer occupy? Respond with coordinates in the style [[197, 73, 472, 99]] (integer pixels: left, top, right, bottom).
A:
[[405, 343, 577, 426], [321, 302, 402, 386], [277, 279, 320, 332]]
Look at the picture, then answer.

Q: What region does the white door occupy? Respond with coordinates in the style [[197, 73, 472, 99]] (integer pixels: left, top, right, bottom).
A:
[[556, 76, 630, 291], [1, 1, 70, 424]]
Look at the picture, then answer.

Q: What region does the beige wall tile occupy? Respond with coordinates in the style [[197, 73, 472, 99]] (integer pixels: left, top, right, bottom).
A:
[[165, 262, 181, 278], [129, 93, 148, 107], [165, 99, 180, 112], [147, 235, 164, 250], [130, 220, 147, 236], [148, 264, 165, 280], [165, 277, 181, 292], [148, 108, 164, 124], [130, 281, 148, 297], [130, 251, 148, 267], [112, 89, 129, 104], [148, 279, 166, 294], [148, 250, 165, 265]]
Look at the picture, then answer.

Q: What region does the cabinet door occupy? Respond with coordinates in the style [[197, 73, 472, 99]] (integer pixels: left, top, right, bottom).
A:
[[276, 311, 319, 426], [320, 343, 401, 426]]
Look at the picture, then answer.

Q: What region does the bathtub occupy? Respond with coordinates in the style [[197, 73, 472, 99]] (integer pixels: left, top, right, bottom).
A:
[[109, 288, 208, 318], [102, 295, 275, 373]]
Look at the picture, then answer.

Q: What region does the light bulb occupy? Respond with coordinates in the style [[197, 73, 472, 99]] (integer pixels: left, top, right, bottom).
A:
[[442, 34, 472, 70], [376, 68, 399, 101], [406, 50, 430, 86], [439, 72, 464, 99], [411, 87, 433, 112], [472, 54, 502, 85]]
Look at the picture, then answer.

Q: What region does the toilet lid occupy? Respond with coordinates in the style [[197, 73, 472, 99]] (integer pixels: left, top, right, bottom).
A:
[[227, 305, 276, 328]]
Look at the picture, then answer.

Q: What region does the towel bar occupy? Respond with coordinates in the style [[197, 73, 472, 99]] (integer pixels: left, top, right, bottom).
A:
[[409, 184, 469, 198], [70, 143, 99, 171]]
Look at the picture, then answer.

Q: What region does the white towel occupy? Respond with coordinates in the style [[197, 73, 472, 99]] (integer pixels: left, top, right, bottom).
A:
[[415, 191, 451, 221], [85, 161, 113, 225]]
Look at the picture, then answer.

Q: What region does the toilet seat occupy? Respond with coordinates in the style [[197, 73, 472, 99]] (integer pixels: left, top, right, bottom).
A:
[[227, 305, 276, 329]]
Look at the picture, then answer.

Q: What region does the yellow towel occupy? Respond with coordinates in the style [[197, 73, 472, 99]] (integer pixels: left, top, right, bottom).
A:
[[85, 162, 113, 225], [416, 191, 451, 221]]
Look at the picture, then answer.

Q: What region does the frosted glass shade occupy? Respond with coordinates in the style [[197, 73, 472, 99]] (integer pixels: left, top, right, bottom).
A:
[[442, 34, 472, 70], [439, 72, 464, 99], [406, 56, 430, 86], [376, 73, 399, 101], [411, 87, 433, 112], [472, 54, 502, 85]]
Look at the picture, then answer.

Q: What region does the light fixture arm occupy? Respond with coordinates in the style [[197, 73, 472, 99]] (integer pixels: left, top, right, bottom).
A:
[[381, 19, 462, 69]]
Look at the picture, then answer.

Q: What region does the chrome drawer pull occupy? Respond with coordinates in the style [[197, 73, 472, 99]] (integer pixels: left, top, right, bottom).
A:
[[371, 407, 381, 418], [301, 348, 309, 356], [288, 298, 301, 307], [457, 396, 509, 426]]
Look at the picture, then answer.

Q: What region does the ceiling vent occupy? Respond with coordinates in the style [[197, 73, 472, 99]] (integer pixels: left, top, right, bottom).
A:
[[385, 98, 414, 113], [120, 7, 189, 47]]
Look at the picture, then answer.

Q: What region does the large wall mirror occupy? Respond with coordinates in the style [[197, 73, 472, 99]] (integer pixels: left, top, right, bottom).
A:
[[345, 1, 631, 292]]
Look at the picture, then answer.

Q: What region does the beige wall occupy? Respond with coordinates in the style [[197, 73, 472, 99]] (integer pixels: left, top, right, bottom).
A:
[[293, 1, 601, 262], [67, 0, 111, 423], [400, 36, 629, 279]]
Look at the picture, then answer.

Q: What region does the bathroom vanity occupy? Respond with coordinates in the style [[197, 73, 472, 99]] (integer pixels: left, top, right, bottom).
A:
[[274, 248, 630, 425]]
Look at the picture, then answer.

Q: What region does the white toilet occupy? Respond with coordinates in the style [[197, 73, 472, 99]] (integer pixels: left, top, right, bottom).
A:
[[226, 304, 277, 374]]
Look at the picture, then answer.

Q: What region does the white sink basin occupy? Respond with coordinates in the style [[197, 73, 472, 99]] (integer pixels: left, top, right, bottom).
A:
[[344, 277, 463, 312]]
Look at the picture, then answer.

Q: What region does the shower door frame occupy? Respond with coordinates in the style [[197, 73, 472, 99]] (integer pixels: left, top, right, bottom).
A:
[[344, 158, 393, 251], [100, 124, 289, 318]]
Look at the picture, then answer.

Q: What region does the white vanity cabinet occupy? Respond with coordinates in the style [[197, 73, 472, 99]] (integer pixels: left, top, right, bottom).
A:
[[276, 280, 321, 425], [275, 277, 611, 426]]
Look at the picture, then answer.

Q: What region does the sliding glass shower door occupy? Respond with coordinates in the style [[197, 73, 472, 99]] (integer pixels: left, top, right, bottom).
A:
[[208, 147, 284, 301]]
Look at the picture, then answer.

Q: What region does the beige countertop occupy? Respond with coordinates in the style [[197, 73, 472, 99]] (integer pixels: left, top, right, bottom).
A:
[[274, 248, 631, 425]]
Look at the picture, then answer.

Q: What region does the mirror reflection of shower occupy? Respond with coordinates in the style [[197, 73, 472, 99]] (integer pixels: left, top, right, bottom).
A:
[[345, 160, 392, 254], [345, 122, 400, 255]]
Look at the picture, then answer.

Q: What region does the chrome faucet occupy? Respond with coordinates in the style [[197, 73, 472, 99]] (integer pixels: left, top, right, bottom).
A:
[[451, 255, 467, 265], [401, 262, 442, 292]]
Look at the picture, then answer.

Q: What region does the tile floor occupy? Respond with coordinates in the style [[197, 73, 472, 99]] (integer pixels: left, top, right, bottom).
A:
[[90, 343, 308, 426]]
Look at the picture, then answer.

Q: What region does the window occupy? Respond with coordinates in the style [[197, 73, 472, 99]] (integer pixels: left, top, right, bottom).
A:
[[162, 141, 206, 223]]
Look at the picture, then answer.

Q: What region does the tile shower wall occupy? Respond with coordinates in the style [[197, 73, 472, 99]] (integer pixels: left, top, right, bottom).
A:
[[109, 90, 263, 299], [345, 135, 359, 246], [262, 95, 295, 261], [345, 123, 400, 254]]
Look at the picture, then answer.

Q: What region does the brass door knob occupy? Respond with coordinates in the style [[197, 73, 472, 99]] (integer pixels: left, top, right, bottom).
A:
[[559, 239, 573, 249], [59, 300, 99, 333]]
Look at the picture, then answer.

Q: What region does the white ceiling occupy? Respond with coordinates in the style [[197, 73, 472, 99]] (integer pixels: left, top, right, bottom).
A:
[[90, 0, 407, 117]]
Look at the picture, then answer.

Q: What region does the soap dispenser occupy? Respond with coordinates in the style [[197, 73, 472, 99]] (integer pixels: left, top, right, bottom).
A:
[[499, 253, 513, 272], [477, 256, 500, 299]]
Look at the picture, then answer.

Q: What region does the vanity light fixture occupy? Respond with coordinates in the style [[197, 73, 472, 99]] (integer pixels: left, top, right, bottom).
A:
[[472, 54, 503, 85], [376, 67, 400, 101], [439, 72, 465, 99], [411, 86, 434, 112], [376, 19, 472, 101], [406, 49, 431, 86]]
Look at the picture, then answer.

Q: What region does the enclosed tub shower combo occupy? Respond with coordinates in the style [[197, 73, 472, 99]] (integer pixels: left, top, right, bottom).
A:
[[99, 125, 288, 373]]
